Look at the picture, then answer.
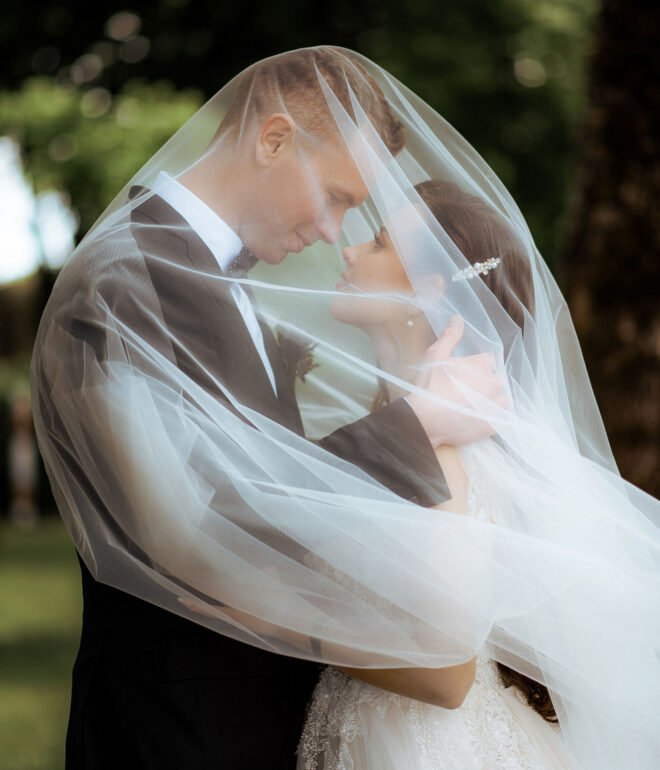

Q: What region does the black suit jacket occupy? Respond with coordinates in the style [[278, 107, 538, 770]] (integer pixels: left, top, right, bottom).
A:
[[63, 188, 449, 769]]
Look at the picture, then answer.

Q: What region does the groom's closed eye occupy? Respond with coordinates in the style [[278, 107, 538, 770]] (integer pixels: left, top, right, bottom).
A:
[[328, 187, 356, 207]]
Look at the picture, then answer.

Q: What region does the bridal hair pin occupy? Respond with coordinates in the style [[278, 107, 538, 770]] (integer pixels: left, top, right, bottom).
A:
[[451, 257, 501, 282]]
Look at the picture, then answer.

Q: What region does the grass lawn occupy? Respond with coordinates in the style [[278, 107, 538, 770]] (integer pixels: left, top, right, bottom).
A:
[[0, 518, 82, 770]]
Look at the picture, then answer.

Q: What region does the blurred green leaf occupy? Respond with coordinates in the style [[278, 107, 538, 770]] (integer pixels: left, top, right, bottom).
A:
[[0, 78, 202, 235]]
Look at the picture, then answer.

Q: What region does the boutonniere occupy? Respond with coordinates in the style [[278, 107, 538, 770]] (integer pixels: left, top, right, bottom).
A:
[[274, 325, 319, 383]]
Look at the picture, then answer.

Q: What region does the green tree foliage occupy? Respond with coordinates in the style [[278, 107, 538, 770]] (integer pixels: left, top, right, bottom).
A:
[[0, 79, 202, 235]]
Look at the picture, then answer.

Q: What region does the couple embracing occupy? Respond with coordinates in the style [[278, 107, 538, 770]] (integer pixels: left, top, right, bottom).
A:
[[31, 46, 660, 770]]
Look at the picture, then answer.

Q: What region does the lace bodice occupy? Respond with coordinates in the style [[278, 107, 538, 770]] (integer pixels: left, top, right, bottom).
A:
[[297, 451, 564, 770], [297, 652, 559, 770]]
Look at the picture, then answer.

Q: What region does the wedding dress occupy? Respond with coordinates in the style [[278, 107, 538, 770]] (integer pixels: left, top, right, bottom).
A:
[[297, 452, 576, 770]]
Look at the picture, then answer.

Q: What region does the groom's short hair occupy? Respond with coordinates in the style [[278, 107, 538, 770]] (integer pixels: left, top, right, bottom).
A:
[[215, 46, 406, 155]]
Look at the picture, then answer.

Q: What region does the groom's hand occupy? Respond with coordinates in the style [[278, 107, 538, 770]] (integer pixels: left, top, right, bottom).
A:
[[404, 316, 507, 447]]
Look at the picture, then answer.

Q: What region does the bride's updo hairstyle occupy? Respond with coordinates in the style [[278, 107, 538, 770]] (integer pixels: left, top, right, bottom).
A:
[[415, 178, 534, 332]]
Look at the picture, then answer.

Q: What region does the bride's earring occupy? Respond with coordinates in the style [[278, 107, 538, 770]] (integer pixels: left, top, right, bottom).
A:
[[406, 318, 414, 328]]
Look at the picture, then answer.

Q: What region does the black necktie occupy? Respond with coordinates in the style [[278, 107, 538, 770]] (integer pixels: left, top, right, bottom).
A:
[[227, 246, 258, 279]]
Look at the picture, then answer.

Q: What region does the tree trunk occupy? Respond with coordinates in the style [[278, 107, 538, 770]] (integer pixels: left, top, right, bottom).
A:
[[562, 0, 659, 495]]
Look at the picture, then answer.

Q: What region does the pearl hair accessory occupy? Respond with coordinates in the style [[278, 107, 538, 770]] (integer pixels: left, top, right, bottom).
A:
[[451, 256, 501, 282]]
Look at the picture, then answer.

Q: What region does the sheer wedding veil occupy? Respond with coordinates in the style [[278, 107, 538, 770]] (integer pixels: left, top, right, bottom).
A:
[[30, 46, 659, 768]]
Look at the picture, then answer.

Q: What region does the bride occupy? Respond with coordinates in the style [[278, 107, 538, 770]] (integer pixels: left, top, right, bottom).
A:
[[297, 179, 574, 769]]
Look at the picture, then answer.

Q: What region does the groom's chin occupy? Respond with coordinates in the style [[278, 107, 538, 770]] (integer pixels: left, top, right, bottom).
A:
[[259, 248, 291, 265]]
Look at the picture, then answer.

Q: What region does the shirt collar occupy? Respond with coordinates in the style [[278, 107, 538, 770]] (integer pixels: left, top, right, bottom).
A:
[[153, 171, 243, 273]]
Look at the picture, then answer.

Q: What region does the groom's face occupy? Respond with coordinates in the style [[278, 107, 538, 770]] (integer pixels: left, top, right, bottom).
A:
[[246, 116, 370, 264]]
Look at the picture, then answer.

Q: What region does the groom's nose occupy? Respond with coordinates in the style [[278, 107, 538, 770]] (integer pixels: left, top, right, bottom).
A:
[[318, 210, 343, 245]]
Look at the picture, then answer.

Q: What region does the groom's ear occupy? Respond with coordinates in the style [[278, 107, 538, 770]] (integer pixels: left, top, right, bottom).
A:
[[255, 113, 297, 167]]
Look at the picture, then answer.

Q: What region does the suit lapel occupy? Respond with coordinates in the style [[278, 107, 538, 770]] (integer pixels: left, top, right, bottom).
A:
[[129, 186, 289, 427]]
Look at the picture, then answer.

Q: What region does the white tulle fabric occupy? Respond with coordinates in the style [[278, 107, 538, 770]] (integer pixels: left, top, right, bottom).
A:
[[29, 46, 660, 770], [297, 450, 575, 770]]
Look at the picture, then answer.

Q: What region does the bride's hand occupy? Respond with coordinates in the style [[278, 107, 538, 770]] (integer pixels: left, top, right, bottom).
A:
[[405, 316, 507, 447]]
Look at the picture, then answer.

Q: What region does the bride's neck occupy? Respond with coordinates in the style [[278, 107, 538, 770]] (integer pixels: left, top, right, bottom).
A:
[[370, 324, 467, 512], [370, 325, 433, 403]]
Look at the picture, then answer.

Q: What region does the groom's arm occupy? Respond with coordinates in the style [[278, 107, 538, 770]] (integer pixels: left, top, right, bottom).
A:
[[315, 397, 450, 506]]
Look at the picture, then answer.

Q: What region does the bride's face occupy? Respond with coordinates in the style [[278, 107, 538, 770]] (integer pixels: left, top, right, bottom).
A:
[[331, 226, 415, 328]]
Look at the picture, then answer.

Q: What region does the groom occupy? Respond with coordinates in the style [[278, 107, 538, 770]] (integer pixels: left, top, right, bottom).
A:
[[64, 48, 503, 769]]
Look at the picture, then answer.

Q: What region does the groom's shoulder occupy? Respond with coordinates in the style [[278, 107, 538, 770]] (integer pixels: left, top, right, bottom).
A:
[[129, 184, 147, 201], [127, 185, 194, 261], [128, 184, 170, 226]]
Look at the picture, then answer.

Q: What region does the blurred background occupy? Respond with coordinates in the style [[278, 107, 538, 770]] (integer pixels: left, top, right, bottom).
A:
[[0, 1, 657, 767]]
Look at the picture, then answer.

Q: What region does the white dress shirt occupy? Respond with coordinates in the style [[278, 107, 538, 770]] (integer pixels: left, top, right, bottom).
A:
[[153, 171, 278, 395]]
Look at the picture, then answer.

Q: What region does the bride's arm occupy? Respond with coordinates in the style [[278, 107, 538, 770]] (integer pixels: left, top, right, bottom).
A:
[[180, 445, 477, 705], [336, 445, 477, 710], [335, 658, 476, 710]]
